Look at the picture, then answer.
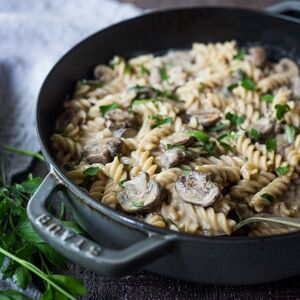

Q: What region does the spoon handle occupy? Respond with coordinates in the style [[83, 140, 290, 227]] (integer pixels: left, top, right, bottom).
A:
[[234, 214, 300, 231]]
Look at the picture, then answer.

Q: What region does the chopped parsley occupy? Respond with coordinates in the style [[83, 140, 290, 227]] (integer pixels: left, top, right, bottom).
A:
[[124, 63, 134, 74], [276, 166, 290, 176], [140, 65, 150, 75], [260, 193, 275, 202], [249, 128, 261, 141], [167, 144, 186, 151], [132, 199, 144, 208], [241, 72, 256, 91], [234, 48, 246, 60], [119, 179, 127, 187], [159, 66, 169, 81], [79, 79, 103, 88], [227, 83, 239, 92], [275, 104, 290, 120], [207, 122, 227, 132], [266, 138, 277, 152], [260, 93, 274, 103], [150, 115, 173, 128], [83, 166, 99, 177], [183, 170, 191, 176], [187, 130, 210, 143], [285, 124, 297, 143], [99, 102, 119, 116], [225, 112, 245, 128], [199, 82, 206, 92]]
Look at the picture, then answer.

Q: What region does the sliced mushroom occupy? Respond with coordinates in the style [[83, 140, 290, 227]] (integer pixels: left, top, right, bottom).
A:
[[193, 112, 222, 128], [175, 171, 221, 207], [83, 138, 122, 164], [160, 148, 188, 169], [94, 64, 116, 82], [276, 134, 290, 156], [275, 58, 299, 76], [251, 117, 274, 139], [248, 47, 266, 68], [55, 107, 83, 132], [105, 109, 134, 130], [291, 76, 300, 98], [161, 132, 195, 148], [113, 127, 138, 138], [118, 173, 161, 213]]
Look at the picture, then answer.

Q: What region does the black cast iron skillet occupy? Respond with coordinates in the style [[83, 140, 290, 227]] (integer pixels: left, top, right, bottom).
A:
[[27, 3, 300, 285]]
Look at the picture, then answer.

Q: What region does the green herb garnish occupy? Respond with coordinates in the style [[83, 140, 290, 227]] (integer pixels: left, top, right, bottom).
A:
[[199, 83, 206, 92], [183, 170, 190, 176], [187, 130, 210, 143], [2, 145, 44, 161], [119, 179, 127, 187], [99, 102, 119, 116], [159, 66, 169, 81], [167, 144, 186, 151], [234, 48, 246, 60], [249, 128, 261, 141], [260, 93, 274, 103], [241, 72, 256, 91], [140, 65, 150, 75], [276, 165, 290, 176], [150, 115, 173, 129], [266, 138, 277, 152], [124, 63, 134, 75], [275, 104, 290, 120], [207, 122, 227, 132], [83, 166, 99, 177], [132, 199, 144, 208], [227, 83, 239, 92], [225, 112, 245, 127], [79, 79, 103, 88], [260, 193, 275, 202], [285, 124, 297, 143]]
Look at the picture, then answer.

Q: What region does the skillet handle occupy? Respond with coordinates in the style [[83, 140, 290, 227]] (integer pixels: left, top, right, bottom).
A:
[[27, 172, 175, 276], [266, 1, 300, 21]]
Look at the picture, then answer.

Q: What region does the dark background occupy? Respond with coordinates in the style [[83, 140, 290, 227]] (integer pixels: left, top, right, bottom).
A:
[[33, 0, 300, 299]]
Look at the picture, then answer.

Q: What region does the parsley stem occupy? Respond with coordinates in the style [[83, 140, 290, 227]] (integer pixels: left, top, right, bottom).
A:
[[0, 246, 76, 300], [1, 145, 44, 161]]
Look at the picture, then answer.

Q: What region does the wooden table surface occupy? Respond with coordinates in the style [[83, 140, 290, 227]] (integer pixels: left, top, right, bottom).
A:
[[47, 0, 300, 299]]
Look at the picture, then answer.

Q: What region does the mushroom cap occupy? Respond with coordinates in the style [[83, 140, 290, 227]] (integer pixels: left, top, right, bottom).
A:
[[161, 132, 195, 148], [83, 138, 122, 164], [160, 148, 188, 169], [248, 47, 266, 68], [175, 171, 221, 206], [113, 127, 138, 138], [194, 112, 222, 128], [118, 173, 161, 213], [94, 64, 116, 82], [105, 109, 134, 130]]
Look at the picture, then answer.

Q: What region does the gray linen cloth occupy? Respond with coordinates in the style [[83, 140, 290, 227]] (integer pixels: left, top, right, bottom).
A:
[[0, 0, 140, 297]]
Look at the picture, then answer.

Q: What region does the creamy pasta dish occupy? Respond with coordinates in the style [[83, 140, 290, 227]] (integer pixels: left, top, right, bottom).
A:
[[51, 41, 300, 236]]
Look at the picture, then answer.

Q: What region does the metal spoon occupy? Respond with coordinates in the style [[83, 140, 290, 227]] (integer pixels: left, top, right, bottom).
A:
[[233, 214, 300, 232]]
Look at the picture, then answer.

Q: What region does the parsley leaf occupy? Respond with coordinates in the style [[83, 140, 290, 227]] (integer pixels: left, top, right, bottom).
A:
[[140, 65, 150, 75], [227, 83, 239, 92], [225, 112, 245, 127], [132, 199, 144, 208], [99, 102, 119, 116], [83, 166, 99, 177], [260, 193, 275, 202], [260, 93, 274, 103], [276, 166, 290, 176], [266, 138, 277, 152], [159, 66, 169, 81], [167, 144, 186, 151], [285, 124, 297, 143], [199, 83, 206, 92], [241, 72, 256, 91], [187, 130, 210, 143], [183, 170, 190, 176], [207, 122, 227, 132], [150, 115, 173, 128], [249, 128, 261, 141], [2, 145, 44, 161], [275, 104, 290, 120], [119, 179, 126, 187], [79, 79, 103, 88], [234, 48, 246, 60]]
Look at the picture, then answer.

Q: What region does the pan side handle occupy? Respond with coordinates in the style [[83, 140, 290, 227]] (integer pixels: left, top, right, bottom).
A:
[[266, 1, 300, 22]]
